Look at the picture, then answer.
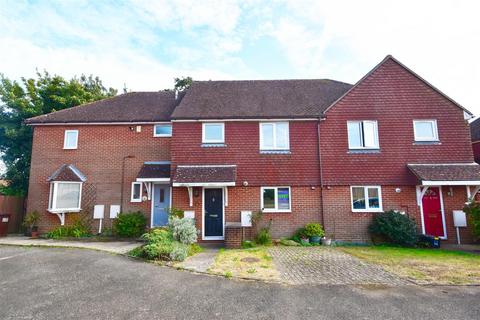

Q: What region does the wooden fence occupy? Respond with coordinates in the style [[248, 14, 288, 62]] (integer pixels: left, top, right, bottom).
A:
[[0, 195, 25, 233]]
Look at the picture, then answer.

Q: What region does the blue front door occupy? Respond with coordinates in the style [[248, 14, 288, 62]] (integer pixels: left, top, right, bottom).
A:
[[153, 185, 170, 227]]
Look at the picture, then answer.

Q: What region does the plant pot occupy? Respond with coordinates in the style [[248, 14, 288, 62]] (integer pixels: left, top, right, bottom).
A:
[[322, 238, 332, 246], [300, 237, 309, 244], [309, 236, 321, 244], [30, 226, 39, 239]]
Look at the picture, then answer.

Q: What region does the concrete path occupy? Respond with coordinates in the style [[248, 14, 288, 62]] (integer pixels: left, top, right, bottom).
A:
[[176, 247, 219, 272], [0, 235, 140, 254], [1, 246, 480, 320], [269, 246, 407, 285]]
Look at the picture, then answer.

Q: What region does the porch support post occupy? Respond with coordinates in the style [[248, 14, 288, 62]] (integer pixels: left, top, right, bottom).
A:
[[187, 187, 193, 207], [224, 187, 228, 207], [416, 185, 430, 206], [143, 182, 152, 200], [467, 185, 471, 200], [468, 185, 480, 200]]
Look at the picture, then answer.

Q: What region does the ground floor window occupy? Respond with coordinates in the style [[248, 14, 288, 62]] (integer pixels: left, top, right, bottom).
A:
[[351, 186, 382, 212], [261, 187, 291, 212], [131, 182, 142, 202], [48, 182, 82, 212]]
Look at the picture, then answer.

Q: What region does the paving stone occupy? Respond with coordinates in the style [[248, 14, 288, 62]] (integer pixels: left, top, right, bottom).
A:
[[268, 246, 407, 285]]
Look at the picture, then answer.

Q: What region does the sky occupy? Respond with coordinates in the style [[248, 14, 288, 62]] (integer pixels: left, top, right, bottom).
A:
[[0, 0, 479, 118]]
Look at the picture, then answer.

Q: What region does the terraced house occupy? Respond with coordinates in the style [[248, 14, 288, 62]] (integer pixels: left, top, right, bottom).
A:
[[25, 56, 480, 246]]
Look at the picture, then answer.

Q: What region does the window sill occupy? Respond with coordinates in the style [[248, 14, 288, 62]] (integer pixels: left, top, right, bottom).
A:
[[260, 150, 291, 154], [130, 200, 142, 203], [262, 209, 292, 213], [63, 148, 78, 150], [48, 209, 81, 213], [348, 149, 380, 154], [154, 135, 172, 138], [201, 143, 227, 148], [352, 210, 383, 213], [413, 141, 441, 145]]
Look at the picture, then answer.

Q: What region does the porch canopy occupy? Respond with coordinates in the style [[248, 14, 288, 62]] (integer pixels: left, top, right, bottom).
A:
[[172, 165, 237, 207], [136, 162, 171, 200], [407, 163, 480, 186]]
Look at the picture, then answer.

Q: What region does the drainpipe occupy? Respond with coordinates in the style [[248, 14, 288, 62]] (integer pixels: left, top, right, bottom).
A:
[[120, 155, 136, 212], [317, 118, 326, 229]]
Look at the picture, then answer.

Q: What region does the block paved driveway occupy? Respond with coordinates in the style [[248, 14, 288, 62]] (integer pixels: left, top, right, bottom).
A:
[[269, 246, 407, 285], [2, 246, 480, 320]]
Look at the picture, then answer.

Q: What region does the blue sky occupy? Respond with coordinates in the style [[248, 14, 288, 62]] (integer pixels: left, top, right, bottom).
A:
[[0, 0, 480, 116]]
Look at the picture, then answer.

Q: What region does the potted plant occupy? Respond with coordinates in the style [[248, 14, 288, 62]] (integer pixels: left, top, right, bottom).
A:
[[305, 223, 325, 245], [23, 211, 40, 238], [321, 236, 332, 246]]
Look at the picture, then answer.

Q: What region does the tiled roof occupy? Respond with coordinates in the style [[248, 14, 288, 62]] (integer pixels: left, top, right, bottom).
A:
[[171, 79, 352, 119], [47, 164, 86, 182], [173, 165, 237, 184], [137, 163, 171, 179], [25, 91, 181, 124], [407, 163, 480, 182]]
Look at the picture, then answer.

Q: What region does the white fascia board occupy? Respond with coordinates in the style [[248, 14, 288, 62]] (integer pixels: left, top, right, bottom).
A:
[[172, 182, 236, 187], [136, 178, 171, 182], [422, 180, 480, 186]]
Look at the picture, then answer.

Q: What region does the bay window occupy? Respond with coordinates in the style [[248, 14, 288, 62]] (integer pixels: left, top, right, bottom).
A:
[[48, 182, 82, 212]]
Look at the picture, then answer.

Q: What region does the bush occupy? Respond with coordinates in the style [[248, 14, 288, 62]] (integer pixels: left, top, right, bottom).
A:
[[168, 207, 185, 219], [463, 200, 480, 239], [280, 239, 300, 246], [368, 210, 418, 247], [114, 212, 146, 238], [291, 227, 307, 243], [255, 227, 272, 245], [241, 240, 255, 249], [170, 217, 197, 244], [188, 243, 204, 256], [304, 223, 325, 237], [46, 213, 92, 239], [141, 229, 174, 260], [170, 243, 189, 261], [22, 211, 40, 230]]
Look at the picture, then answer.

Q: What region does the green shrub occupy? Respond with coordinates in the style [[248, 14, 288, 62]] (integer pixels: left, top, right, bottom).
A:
[[46, 213, 92, 239], [255, 227, 272, 245], [114, 212, 146, 238], [170, 243, 189, 261], [188, 243, 204, 256], [368, 210, 418, 247], [291, 227, 307, 243], [463, 200, 480, 239], [241, 240, 255, 249], [141, 229, 174, 260], [168, 207, 185, 219], [304, 223, 325, 237], [170, 217, 197, 244], [22, 211, 40, 230], [280, 239, 300, 246]]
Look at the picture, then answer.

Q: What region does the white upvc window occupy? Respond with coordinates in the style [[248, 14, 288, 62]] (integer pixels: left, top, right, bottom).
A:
[[347, 121, 379, 149], [259, 122, 290, 150], [202, 123, 225, 143], [48, 181, 82, 212], [413, 120, 439, 142], [261, 186, 291, 212], [131, 182, 142, 202], [153, 124, 172, 137], [64, 130, 78, 149], [350, 186, 383, 212]]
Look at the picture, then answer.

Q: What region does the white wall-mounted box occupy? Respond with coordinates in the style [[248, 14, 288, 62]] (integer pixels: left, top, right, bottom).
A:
[[184, 211, 195, 219], [241, 211, 252, 227], [93, 205, 105, 219], [453, 210, 467, 227], [110, 205, 121, 219]]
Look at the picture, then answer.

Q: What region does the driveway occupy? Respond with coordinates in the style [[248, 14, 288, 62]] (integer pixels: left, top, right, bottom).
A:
[[1, 246, 480, 320]]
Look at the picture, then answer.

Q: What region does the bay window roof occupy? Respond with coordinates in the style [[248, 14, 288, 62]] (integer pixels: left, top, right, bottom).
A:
[[47, 164, 86, 182]]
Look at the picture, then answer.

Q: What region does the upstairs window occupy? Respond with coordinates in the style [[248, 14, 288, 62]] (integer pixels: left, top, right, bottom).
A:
[[202, 123, 224, 143], [413, 120, 438, 142], [347, 121, 379, 149], [261, 187, 291, 212], [154, 124, 172, 137], [260, 122, 289, 150], [64, 130, 78, 149], [48, 182, 82, 212], [351, 186, 382, 212]]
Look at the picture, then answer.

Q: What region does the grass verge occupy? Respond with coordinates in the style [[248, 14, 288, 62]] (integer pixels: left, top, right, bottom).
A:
[[209, 247, 280, 281], [339, 246, 480, 285]]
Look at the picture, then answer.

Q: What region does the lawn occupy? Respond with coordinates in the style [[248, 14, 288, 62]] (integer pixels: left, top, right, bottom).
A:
[[339, 246, 480, 285], [209, 247, 280, 281]]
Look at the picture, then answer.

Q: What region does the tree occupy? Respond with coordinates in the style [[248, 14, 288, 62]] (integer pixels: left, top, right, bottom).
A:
[[174, 76, 193, 91], [0, 72, 116, 195]]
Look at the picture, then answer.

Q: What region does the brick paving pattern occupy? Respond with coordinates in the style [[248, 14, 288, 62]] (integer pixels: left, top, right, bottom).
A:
[[269, 246, 408, 285]]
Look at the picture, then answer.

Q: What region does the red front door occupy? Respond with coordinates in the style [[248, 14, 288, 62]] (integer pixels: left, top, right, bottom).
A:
[[421, 187, 445, 237]]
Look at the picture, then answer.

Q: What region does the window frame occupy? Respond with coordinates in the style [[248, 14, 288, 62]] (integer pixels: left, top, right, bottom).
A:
[[260, 186, 292, 213], [63, 130, 79, 150], [413, 119, 439, 142], [350, 186, 383, 213], [347, 120, 379, 150], [202, 122, 225, 144], [153, 123, 172, 137], [48, 181, 83, 213], [131, 182, 143, 203], [259, 122, 290, 151]]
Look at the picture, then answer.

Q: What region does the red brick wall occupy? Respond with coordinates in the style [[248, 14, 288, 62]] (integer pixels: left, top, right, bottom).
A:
[[27, 124, 170, 233], [172, 186, 322, 239], [171, 121, 320, 186], [323, 185, 475, 244], [320, 58, 474, 186]]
